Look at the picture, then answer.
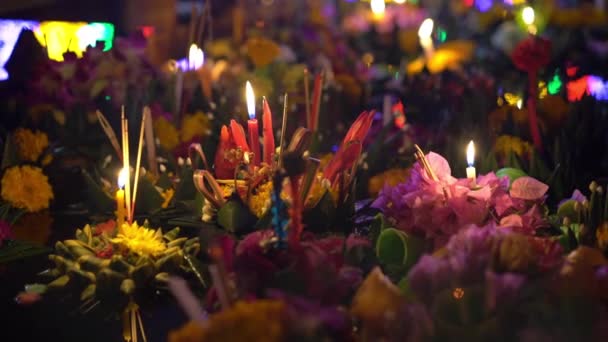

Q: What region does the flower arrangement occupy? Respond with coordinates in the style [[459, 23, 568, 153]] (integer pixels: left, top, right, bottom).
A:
[[20, 220, 200, 340], [373, 151, 549, 248]]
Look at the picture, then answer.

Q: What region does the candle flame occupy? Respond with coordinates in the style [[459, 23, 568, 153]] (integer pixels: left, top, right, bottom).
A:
[[246, 81, 255, 119], [371, 0, 386, 16], [188, 44, 204, 71], [522, 7, 535, 26], [394, 0, 406, 3], [466, 140, 475, 166], [118, 167, 128, 189], [418, 18, 434, 40]]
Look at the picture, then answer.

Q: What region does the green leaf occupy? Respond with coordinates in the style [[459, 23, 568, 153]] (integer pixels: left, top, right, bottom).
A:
[[376, 228, 424, 268], [173, 167, 196, 201], [82, 169, 115, 213], [557, 200, 579, 223], [495, 167, 527, 188], [217, 199, 256, 234], [134, 177, 164, 214], [0, 240, 52, 264]]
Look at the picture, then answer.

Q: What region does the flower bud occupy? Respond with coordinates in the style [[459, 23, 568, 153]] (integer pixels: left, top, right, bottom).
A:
[[590, 181, 598, 193]]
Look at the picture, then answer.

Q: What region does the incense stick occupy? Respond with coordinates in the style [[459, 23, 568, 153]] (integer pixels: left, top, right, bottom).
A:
[[278, 93, 288, 169], [95, 110, 122, 161], [131, 113, 146, 217], [122, 107, 132, 224], [143, 107, 157, 177], [414, 144, 438, 181]]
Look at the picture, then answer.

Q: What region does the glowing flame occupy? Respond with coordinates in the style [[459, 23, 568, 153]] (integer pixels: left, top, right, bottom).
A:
[[516, 98, 523, 109], [466, 140, 475, 166], [522, 7, 535, 26], [418, 18, 434, 40], [246, 81, 255, 119], [188, 44, 204, 70], [371, 0, 386, 17], [394, 0, 406, 4], [118, 168, 128, 189]]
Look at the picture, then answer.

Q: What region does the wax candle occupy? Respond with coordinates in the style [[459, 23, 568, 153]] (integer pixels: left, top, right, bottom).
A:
[[466, 140, 476, 185], [418, 18, 435, 61], [246, 81, 261, 166], [522, 7, 537, 35], [370, 0, 386, 19], [262, 97, 275, 165], [116, 168, 127, 228]]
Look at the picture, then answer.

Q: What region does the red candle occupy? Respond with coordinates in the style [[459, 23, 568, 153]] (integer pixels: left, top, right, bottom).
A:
[[262, 97, 275, 165], [245, 81, 261, 166], [229, 119, 249, 152], [247, 119, 261, 166]]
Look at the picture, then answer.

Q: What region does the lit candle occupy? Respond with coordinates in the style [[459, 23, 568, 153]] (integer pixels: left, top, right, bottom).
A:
[[370, 0, 386, 19], [522, 6, 536, 35], [188, 44, 204, 71], [116, 168, 127, 228], [246, 81, 261, 166], [262, 97, 275, 166], [418, 18, 435, 60], [466, 140, 476, 185]]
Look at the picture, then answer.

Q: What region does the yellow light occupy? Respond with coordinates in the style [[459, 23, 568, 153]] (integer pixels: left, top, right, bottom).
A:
[[188, 44, 204, 70], [33, 21, 114, 61], [516, 98, 523, 109], [118, 168, 128, 189], [466, 140, 475, 166], [371, 0, 386, 17], [418, 18, 434, 40], [246, 81, 255, 119], [522, 7, 535, 26], [394, 0, 406, 3]]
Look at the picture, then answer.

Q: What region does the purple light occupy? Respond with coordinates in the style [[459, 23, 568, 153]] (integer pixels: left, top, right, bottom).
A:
[[588, 75, 608, 101], [475, 0, 493, 12], [0, 20, 39, 81]]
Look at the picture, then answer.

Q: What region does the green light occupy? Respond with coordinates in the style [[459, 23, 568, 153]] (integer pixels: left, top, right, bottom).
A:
[[105, 95, 111, 100], [438, 29, 447, 43], [88, 22, 114, 51], [547, 73, 562, 95]]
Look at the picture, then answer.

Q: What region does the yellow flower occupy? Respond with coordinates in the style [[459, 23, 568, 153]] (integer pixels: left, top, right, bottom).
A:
[[111, 222, 166, 258], [169, 300, 285, 342], [493, 135, 533, 159], [153, 116, 180, 151], [368, 168, 410, 197], [161, 188, 175, 209], [246, 37, 280, 68], [249, 181, 273, 218], [180, 111, 210, 142], [12, 128, 49, 162], [1, 166, 53, 212]]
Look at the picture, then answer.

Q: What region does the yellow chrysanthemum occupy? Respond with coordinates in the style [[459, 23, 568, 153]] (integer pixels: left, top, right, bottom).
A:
[[1, 166, 53, 212], [169, 300, 284, 342], [368, 168, 410, 197], [180, 111, 210, 142], [246, 37, 280, 68], [153, 116, 180, 151], [111, 222, 166, 258], [13, 128, 49, 162], [249, 181, 273, 218], [493, 135, 533, 158]]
